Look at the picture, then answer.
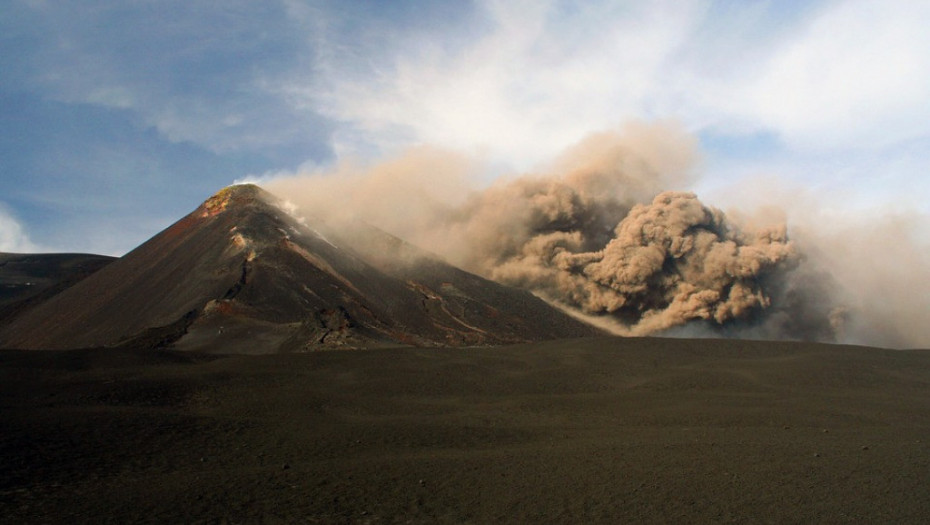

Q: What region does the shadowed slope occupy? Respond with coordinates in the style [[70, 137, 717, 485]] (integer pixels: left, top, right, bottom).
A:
[[0, 185, 601, 351], [0, 253, 114, 324]]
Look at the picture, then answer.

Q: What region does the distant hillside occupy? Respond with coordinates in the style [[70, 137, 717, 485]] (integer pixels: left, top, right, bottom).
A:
[[0, 253, 115, 324]]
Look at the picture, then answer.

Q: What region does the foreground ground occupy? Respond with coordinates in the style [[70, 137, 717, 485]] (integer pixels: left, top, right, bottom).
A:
[[2, 336, 929, 523]]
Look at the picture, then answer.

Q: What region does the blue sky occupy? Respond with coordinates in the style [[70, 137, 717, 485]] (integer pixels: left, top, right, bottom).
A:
[[2, 0, 929, 255]]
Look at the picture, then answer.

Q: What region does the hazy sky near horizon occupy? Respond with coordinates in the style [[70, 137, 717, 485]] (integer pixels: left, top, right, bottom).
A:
[[2, 0, 929, 255]]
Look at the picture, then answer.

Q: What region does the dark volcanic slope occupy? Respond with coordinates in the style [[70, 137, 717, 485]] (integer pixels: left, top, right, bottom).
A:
[[0, 253, 115, 324], [2, 337, 929, 523], [0, 185, 601, 351]]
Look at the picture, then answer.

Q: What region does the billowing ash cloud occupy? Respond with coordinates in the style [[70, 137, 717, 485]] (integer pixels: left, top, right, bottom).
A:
[[263, 121, 876, 345], [480, 190, 795, 336]]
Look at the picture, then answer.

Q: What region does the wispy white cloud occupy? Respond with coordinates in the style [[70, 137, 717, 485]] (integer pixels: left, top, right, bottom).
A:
[[4, 1, 330, 156], [302, 0, 703, 167], [297, 0, 930, 175], [12, 0, 927, 176], [735, 0, 930, 151], [0, 205, 41, 253]]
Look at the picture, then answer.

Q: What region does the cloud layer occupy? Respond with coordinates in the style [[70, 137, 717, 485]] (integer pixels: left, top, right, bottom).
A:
[[295, 0, 930, 167]]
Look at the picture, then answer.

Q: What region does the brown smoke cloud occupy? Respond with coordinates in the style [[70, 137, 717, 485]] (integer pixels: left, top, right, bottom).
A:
[[696, 177, 930, 348], [264, 120, 926, 348], [772, 206, 930, 349]]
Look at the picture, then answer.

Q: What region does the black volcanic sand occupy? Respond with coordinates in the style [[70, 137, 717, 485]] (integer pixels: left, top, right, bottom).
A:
[[2, 337, 930, 523]]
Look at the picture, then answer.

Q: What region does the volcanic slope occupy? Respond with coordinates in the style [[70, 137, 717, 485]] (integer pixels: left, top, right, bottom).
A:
[[0, 184, 602, 351], [0, 253, 115, 324]]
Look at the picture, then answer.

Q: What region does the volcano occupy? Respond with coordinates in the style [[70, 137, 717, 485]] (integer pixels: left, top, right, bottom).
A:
[[0, 184, 601, 352]]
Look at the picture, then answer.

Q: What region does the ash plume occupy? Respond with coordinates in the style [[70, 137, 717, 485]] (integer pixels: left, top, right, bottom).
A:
[[482, 191, 795, 336], [263, 121, 919, 347]]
